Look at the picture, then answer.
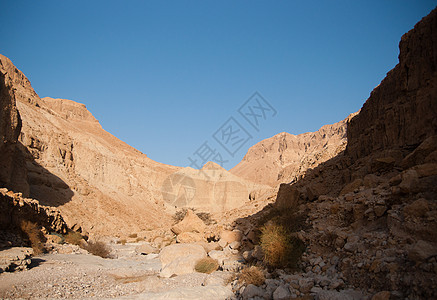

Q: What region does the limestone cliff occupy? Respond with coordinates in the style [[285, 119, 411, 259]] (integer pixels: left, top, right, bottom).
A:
[[231, 113, 356, 187], [346, 8, 437, 159], [0, 54, 270, 236]]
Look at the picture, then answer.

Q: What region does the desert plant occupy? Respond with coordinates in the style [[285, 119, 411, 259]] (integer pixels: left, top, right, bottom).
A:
[[196, 212, 216, 225], [128, 233, 137, 238], [173, 208, 189, 223], [238, 266, 265, 286], [195, 257, 219, 274], [84, 241, 112, 258], [259, 223, 305, 268], [135, 237, 145, 242], [64, 231, 84, 245], [20, 220, 46, 255]]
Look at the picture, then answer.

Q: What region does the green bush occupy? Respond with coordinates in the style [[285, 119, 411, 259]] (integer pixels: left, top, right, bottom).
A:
[[259, 223, 305, 268]]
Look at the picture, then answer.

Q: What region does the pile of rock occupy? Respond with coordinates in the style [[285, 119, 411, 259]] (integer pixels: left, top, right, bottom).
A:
[[0, 247, 33, 272]]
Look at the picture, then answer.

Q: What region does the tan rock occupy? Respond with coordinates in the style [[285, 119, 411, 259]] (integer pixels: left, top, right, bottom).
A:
[[220, 230, 243, 245], [176, 232, 204, 243], [171, 210, 207, 235], [159, 243, 206, 267]]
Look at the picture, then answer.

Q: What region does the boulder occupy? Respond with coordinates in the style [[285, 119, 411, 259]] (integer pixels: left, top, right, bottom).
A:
[[275, 184, 300, 208], [399, 170, 419, 194], [176, 231, 204, 243], [171, 210, 206, 235], [408, 240, 437, 262], [219, 230, 242, 245], [159, 243, 206, 267], [340, 179, 363, 196]]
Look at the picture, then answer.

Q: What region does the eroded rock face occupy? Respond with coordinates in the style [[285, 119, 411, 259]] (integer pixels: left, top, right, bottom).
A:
[[0, 62, 27, 195], [231, 113, 357, 187], [0, 54, 272, 236], [346, 8, 437, 160]]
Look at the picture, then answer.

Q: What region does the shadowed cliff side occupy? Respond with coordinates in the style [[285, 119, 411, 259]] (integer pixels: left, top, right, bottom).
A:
[[231, 7, 437, 299]]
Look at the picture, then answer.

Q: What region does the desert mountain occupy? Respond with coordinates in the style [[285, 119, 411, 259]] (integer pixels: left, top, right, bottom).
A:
[[231, 112, 357, 187], [0, 54, 270, 236]]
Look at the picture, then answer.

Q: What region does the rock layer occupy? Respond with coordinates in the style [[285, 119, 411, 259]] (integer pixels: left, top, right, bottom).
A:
[[231, 113, 356, 187], [346, 8, 437, 159], [0, 54, 270, 236]]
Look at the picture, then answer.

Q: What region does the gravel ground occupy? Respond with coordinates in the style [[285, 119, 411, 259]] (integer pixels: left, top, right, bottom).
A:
[[0, 250, 233, 299]]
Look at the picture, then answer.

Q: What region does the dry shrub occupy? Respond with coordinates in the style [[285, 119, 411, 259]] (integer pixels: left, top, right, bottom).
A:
[[195, 257, 219, 274], [128, 233, 137, 238], [196, 212, 215, 225], [135, 237, 145, 242], [260, 223, 305, 268], [173, 208, 188, 223], [119, 239, 127, 245], [173, 208, 216, 225], [84, 241, 112, 258], [238, 266, 265, 286], [65, 231, 84, 245], [20, 220, 46, 255]]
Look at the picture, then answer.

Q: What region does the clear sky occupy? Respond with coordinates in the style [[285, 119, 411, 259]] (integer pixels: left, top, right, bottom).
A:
[[1, 1, 435, 169]]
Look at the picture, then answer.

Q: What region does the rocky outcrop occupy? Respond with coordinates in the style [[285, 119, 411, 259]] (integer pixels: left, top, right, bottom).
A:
[[231, 113, 356, 187], [0, 188, 68, 237], [346, 8, 437, 160], [0, 64, 27, 195]]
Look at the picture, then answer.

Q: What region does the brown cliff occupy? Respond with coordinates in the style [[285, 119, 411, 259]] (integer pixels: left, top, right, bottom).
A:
[[346, 8, 437, 159], [231, 113, 356, 187]]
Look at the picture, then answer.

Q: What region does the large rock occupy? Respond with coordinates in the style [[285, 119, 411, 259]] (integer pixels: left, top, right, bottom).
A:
[[171, 210, 206, 235], [159, 244, 206, 277], [159, 243, 206, 277], [0, 247, 33, 272], [408, 240, 437, 262]]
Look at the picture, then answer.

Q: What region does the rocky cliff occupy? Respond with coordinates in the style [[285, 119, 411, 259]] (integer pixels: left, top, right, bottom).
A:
[[234, 8, 437, 299], [0, 54, 270, 237], [346, 8, 437, 160], [231, 113, 356, 187]]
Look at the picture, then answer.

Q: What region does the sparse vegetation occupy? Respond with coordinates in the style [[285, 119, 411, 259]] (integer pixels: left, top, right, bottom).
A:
[[196, 211, 215, 225], [20, 220, 46, 255], [84, 241, 112, 258], [135, 237, 145, 242], [128, 233, 137, 238], [173, 207, 216, 225], [238, 266, 265, 286], [259, 223, 305, 268], [119, 239, 127, 245], [195, 257, 219, 274], [65, 231, 84, 245]]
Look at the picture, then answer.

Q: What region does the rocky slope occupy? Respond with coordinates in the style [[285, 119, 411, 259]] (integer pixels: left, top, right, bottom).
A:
[[230, 113, 357, 187], [0, 54, 270, 237], [231, 7, 437, 299]]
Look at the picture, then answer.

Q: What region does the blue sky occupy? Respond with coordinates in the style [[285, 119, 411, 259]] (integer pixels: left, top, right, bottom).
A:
[[1, 1, 435, 169]]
